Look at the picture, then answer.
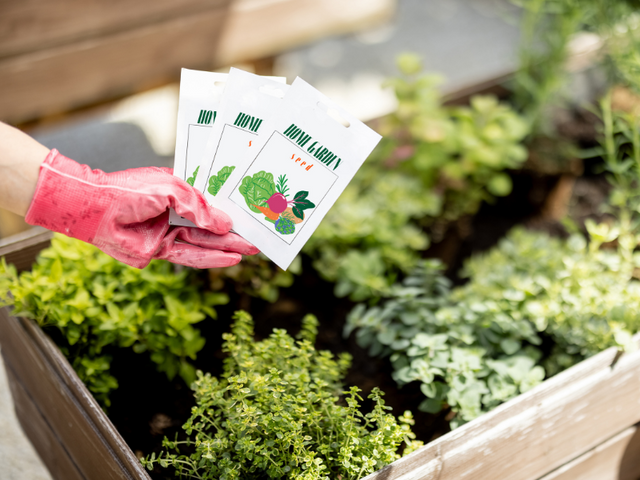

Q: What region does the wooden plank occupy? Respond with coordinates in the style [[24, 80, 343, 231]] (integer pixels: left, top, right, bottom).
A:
[[0, 0, 231, 59], [4, 365, 85, 480], [363, 335, 640, 480], [0, 309, 150, 480], [0, 226, 53, 272], [0, 0, 394, 124], [20, 317, 149, 478], [620, 424, 640, 480], [538, 426, 640, 480], [0, 9, 229, 123]]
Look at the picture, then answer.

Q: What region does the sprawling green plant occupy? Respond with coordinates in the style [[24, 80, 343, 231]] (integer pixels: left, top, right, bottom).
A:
[[0, 234, 227, 407], [143, 311, 422, 480], [347, 228, 640, 428], [304, 54, 529, 301], [512, 0, 640, 132]]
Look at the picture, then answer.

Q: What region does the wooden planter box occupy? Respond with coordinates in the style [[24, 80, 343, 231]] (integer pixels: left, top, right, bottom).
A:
[[0, 0, 395, 124], [1, 227, 640, 480]]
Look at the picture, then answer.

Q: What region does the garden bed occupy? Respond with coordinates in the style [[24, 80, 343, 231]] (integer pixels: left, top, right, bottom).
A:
[[1, 249, 640, 480], [3, 29, 640, 475], [2, 175, 640, 480]]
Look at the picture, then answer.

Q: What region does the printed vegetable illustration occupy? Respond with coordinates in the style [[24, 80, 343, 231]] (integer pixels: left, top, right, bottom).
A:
[[238, 171, 276, 213], [207, 166, 235, 196], [276, 174, 290, 196], [264, 174, 293, 213], [275, 216, 296, 235], [186, 166, 199, 186], [251, 204, 279, 222], [266, 190, 316, 218], [238, 171, 316, 236], [284, 206, 304, 224]]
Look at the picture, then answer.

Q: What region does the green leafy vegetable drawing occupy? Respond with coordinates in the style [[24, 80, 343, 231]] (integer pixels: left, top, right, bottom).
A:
[[186, 166, 199, 186], [238, 171, 276, 213], [290, 190, 315, 219], [207, 166, 235, 196]]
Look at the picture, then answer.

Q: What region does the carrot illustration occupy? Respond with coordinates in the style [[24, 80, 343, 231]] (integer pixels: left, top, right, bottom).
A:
[[252, 204, 279, 221]]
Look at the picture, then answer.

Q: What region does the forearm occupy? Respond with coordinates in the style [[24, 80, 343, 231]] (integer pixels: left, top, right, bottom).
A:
[[0, 122, 50, 216]]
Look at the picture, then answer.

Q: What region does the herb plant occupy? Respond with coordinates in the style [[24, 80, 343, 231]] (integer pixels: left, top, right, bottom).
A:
[[304, 54, 529, 301], [347, 228, 640, 428], [143, 311, 422, 480], [0, 234, 227, 407], [512, 0, 640, 133]]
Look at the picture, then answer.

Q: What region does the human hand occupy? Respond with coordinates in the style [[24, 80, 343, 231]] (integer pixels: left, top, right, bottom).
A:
[[25, 149, 259, 268]]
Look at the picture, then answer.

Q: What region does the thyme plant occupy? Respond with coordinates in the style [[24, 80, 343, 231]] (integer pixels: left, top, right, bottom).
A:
[[143, 311, 422, 480]]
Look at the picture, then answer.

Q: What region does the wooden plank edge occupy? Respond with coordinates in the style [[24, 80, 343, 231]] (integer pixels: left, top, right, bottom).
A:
[[0, 308, 147, 480], [4, 359, 85, 480], [0, 226, 52, 251], [363, 335, 640, 480], [20, 317, 151, 478], [537, 425, 640, 480]]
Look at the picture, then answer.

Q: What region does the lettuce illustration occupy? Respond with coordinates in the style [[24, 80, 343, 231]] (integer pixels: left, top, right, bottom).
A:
[[238, 171, 276, 213], [208, 166, 235, 196], [186, 166, 199, 186]]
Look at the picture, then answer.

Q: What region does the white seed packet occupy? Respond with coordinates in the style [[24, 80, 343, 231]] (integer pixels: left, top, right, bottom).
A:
[[193, 68, 289, 205], [169, 68, 228, 226], [214, 77, 382, 270]]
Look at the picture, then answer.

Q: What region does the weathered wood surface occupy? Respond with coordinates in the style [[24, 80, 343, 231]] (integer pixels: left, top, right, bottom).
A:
[[538, 425, 640, 480], [363, 336, 640, 480], [0, 309, 151, 480], [0, 0, 230, 58], [0, 0, 394, 124], [0, 226, 53, 272], [5, 366, 85, 480]]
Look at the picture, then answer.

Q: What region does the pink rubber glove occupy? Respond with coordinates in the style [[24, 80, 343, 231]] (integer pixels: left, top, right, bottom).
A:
[[25, 149, 258, 269]]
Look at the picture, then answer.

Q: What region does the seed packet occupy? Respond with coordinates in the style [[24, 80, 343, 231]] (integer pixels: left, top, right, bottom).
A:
[[169, 68, 228, 226], [193, 68, 289, 206], [213, 77, 382, 270]]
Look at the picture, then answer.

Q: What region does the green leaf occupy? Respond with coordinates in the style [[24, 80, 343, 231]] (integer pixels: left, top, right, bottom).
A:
[[500, 338, 521, 355], [293, 190, 309, 201], [238, 171, 276, 213], [396, 52, 423, 76], [186, 166, 199, 186], [208, 166, 235, 196], [487, 173, 513, 197]]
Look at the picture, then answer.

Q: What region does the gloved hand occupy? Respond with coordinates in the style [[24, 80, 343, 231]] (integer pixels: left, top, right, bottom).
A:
[[25, 149, 258, 269]]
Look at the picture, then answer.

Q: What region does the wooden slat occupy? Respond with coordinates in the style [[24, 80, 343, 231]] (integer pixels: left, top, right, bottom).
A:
[[0, 0, 394, 124], [0, 9, 229, 123], [4, 365, 85, 480], [20, 316, 148, 478], [0, 0, 231, 59], [538, 426, 640, 480], [363, 336, 640, 480], [0, 226, 53, 272], [0, 309, 151, 480], [620, 425, 640, 480]]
